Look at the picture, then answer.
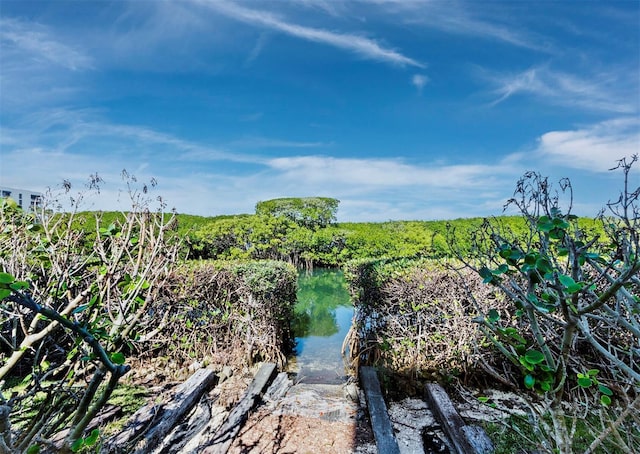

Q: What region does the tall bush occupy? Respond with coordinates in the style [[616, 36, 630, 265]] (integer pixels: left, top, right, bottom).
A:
[[0, 173, 180, 453], [138, 260, 297, 373], [343, 258, 506, 381], [450, 157, 639, 453]]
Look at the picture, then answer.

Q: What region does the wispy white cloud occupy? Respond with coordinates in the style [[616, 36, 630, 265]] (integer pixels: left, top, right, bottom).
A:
[[230, 136, 328, 149], [193, 0, 424, 68], [0, 18, 93, 110], [411, 74, 429, 95], [1, 109, 522, 220], [267, 155, 509, 189], [261, 154, 526, 220], [293, 0, 349, 17], [485, 66, 637, 113], [1, 108, 256, 165], [244, 32, 269, 66], [533, 118, 640, 172], [0, 17, 93, 71], [367, 0, 551, 52]]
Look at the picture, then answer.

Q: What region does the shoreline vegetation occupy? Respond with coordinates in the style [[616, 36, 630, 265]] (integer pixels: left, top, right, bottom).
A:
[[1, 160, 638, 453]]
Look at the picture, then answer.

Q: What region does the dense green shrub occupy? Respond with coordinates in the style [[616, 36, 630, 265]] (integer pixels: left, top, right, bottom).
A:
[[255, 197, 339, 230]]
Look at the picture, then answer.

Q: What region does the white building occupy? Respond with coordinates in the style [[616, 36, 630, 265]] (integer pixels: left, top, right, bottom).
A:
[[0, 186, 43, 211]]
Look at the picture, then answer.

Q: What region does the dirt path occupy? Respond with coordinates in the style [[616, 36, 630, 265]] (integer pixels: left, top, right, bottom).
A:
[[229, 374, 376, 453]]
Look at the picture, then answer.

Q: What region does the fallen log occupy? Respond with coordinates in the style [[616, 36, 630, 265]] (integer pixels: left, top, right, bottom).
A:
[[135, 368, 217, 453], [201, 362, 277, 454], [105, 368, 216, 453]]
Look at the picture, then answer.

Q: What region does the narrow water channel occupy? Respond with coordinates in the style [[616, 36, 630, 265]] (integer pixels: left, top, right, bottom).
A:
[[287, 268, 354, 384]]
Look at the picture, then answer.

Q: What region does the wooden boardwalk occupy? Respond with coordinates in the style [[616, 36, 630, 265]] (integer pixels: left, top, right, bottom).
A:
[[106, 363, 492, 454]]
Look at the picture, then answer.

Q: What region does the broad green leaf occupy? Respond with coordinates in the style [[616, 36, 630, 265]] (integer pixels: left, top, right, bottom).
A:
[[549, 228, 565, 240], [524, 374, 535, 389], [552, 218, 570, 229], [479, 266, 494, 284], [537, 218, 553, 232], [524, 350, 545, 365], [85, 429, 100, 446], [524, 253, 538, 265], [535, 258, 552, 274], [0, 272, 14, 284], [558, 274, 577, 288], [9, 280, 29, 291], [519, 357, 535, 371], [0, 288, 11, 300], [487, 309, 499, 323], [26, 445, 41, 454], [71, 438, 84, 452], [598, 384, 613, 396], [110, 352, 126, 365], [587, 369, 600, 377], [477, 396, 490, 403], [600, 395, 611, 406], [578, 377, 593, 388], [566, 283, 583, 294]]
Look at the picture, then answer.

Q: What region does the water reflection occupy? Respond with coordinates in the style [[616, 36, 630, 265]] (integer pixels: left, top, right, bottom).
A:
[[289, 268, 354, 384]]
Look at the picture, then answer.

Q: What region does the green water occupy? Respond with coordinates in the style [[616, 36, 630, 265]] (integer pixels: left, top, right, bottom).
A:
[[289, 268, 354, 384]]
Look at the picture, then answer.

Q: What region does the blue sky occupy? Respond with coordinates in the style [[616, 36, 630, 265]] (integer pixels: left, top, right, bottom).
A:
[[1, 0, 638, 221]]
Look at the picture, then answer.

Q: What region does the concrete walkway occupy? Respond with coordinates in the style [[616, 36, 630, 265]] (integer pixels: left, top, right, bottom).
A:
[[228, 372, 376, 453]]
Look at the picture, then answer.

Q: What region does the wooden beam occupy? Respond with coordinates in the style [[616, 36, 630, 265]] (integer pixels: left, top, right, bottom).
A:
[[135, 368, 217, 453], [359, 367, 400, 454], [105, 368, 216, 453], [202, 362, 277, 454], [425, 382, 493, 454]]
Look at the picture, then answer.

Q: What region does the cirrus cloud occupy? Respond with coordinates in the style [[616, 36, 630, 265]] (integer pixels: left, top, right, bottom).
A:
[[534, 118, 640, 172]]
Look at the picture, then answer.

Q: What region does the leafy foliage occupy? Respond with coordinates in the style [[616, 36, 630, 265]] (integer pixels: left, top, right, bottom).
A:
[[138, 260, 297, 371], [0, 173, 180, 453], [255, 197, 339, 230], [450, 157, 640, 453], [344, 257, 507, 381]]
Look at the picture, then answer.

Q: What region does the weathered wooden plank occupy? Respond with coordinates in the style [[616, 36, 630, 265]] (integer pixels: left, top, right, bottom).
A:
[[202, 362, 277, 454], [359, 366, 400, 454], [106, 402, 163, 451], [105, 368, 216, 453], [424, 382, 493, 454], [134, 368, 217, 453]]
